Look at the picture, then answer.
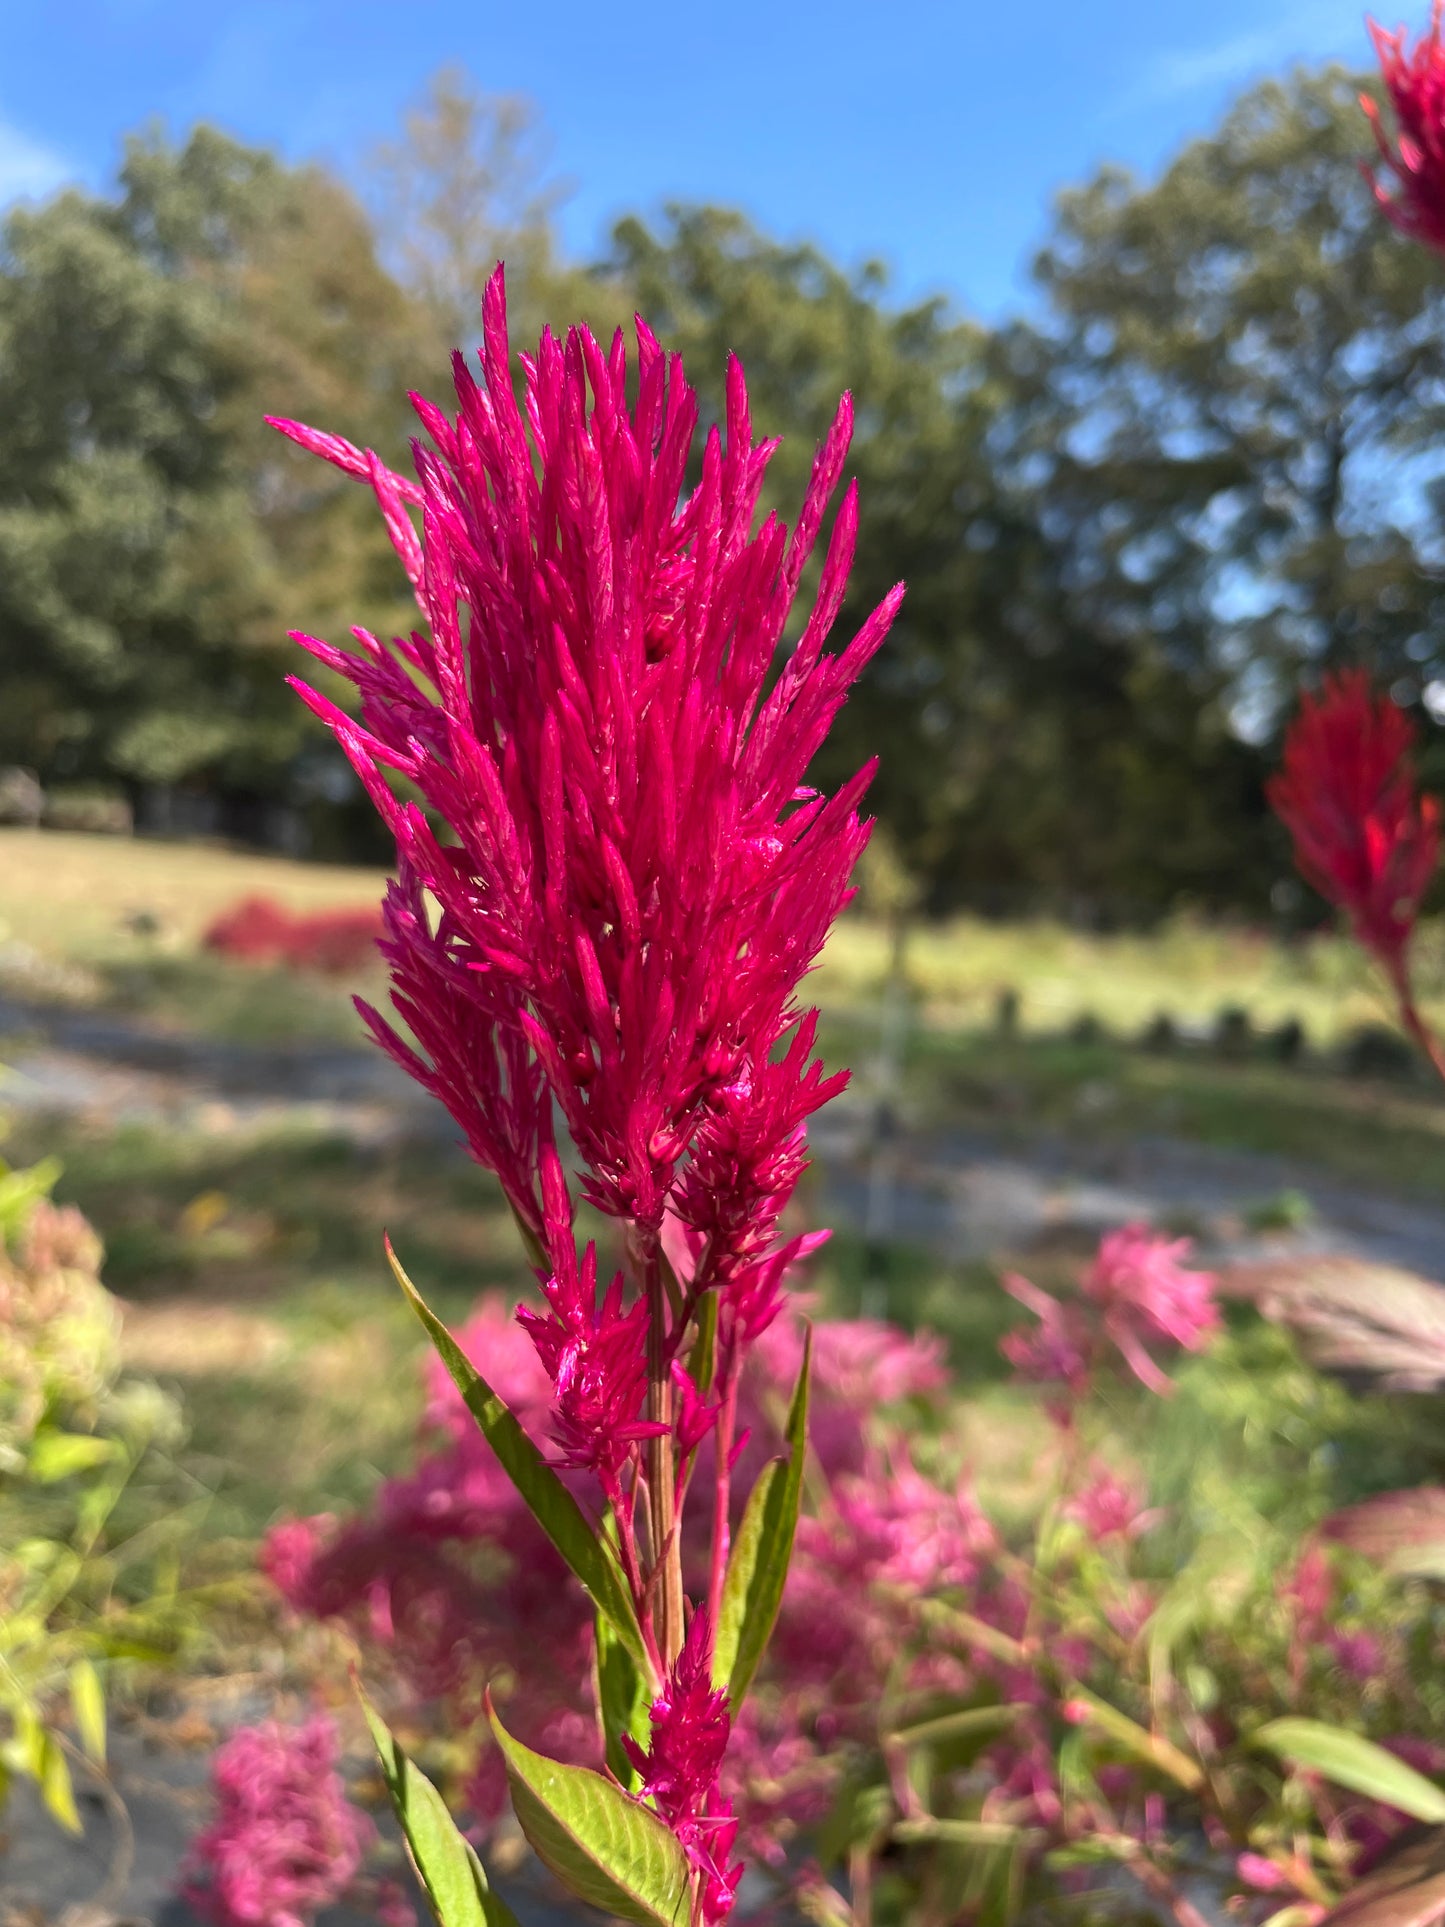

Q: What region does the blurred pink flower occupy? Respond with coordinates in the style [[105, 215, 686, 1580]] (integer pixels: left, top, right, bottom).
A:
[[1365, 3, 1445, 255], [1236, 1852, 1290, 1893], [1000, 1273, 1092, 1391], [1269, 669, 1439, 974], [1084, 1224, 1219, 1394], [1063, 1466, 1162, 1542], [182, 1717, 373, 1927], [1326, 1629, 1387, 1679]]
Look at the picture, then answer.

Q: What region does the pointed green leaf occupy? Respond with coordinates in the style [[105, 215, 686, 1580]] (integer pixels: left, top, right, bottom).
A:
[[40, 1734, 80, 1834], [887, 1705, 1021, 1751], [1257, 1720, 1445, 1824], [28, 1431, 115, 1483], [686, 1289, 718, 1398], [386, 1241, 651, 1682], [713, 1326, 811, 1706], [488, 1699, 690, 1927], [595, 1608, 651, 1792], [69, 1659, 106, 1766], [892, 1817, 1035, 1848], [358, 1685, 520, 1927], [1064, 1689, 1203, 1790]]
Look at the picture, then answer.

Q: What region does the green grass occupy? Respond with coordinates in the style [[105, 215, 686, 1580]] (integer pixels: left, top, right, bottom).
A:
[[814, 908, 1445, 1048], [4, 825, 1443, 1049]]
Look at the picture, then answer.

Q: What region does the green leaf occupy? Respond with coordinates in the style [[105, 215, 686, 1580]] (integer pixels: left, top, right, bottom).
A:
[[0, 1158, 61, 1240], [713, 1325, 811, 1705], [40, 1734, 80, 1835], [69, 1659, 105, 1766], [686, 1289, 718, 1399], [816, 1774, 894, 1866], [1257, 1721, 1445, 1824], [595, 1608, 651, 1792], [386, 1240, 652, 1683], [488, 1698, 690, 1927], [28, 1431, 115, 1483], [1064, 1689, 1204, 1791], [892, 1817, 1035, 1849], [887, 1705, 1021, 1751], [358, 1685, 520, 1927]]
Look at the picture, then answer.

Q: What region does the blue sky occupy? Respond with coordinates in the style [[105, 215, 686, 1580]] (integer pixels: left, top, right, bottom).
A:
[[0, 0, 1391, 318]]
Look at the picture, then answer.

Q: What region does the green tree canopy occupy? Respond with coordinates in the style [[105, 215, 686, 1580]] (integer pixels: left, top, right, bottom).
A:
[[0, 125, 420, 831]]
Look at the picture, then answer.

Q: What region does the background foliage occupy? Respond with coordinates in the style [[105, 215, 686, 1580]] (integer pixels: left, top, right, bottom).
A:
[[3, 63, 1443, 911]]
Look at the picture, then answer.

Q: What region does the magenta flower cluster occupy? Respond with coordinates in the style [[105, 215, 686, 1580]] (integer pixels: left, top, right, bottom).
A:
[[271, 265, 896, 1294], [1003, 1222, 1220, 1398], [182, 1716, 408, 1927]]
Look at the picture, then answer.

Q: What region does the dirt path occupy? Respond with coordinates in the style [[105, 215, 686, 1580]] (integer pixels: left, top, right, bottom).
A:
[[5, 993, 1445, 1281]]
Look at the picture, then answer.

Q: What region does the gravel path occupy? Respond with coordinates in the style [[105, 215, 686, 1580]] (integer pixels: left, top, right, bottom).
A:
[[5, 993, 1445, 1279]]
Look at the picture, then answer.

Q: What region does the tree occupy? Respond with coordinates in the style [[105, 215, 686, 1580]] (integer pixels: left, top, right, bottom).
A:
[[1027, 64, 1445, 729], [597, 206, 1269, 914], [0, 126, 421, 842], [368, 68, 612, 369]]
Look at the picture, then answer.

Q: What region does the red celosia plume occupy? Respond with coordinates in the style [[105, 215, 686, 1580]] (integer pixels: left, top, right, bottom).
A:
[[1267, 669, 1439, 973], [624, 1610, 743, 1925], [1365, 2, 1445, 253], [270, 267, 899, 1290]]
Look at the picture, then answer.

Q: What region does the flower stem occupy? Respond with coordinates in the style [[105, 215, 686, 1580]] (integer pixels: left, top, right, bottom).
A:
[[1388, 951, 1445, 1085], [637, 1226, 685, 1669], [706, 1352, 740, 1638]]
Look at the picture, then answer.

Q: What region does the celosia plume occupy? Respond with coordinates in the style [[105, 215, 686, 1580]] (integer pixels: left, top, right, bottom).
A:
[[1003, 1225, 1218, 1399], [1365, 3, 1445, 253], [624, 1610, 743, 1925], [1084, 1223, 1219, 1395], [182, 1717, 382, 1927], [515, 1151, 666, 1485], [270, 264, 899, 1298], [1268, 670, 1439, 974], [271, 263, 900, 1912]]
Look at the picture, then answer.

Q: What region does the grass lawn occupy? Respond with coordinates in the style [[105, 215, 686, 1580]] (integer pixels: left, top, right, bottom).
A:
[[5, 826, 1438, 1047]]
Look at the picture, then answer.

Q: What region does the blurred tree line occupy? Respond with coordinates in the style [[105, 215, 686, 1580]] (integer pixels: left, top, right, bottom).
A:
[[2, 64, 1443, 911]]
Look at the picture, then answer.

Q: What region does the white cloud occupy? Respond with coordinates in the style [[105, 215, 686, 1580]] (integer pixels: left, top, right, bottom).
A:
[[1113, 0, 1368, 115], [0, 120, 73, 205]]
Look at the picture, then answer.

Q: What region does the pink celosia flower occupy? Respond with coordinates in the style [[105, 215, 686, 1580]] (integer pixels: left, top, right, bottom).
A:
[[514, 1148, 666, 1487], [1327, 1629, 1387, 1679], [624, 1611, 744, 1926], [1365, 4, 1445, 254], [1083, 1224, 1219, 1394], [270, 265, 900, 1314], [182, 1717, 373, 1927], [751, 1307, 947, 1477], [1236, 1852, 1290, 1893], [1063, 1466, 1162, 1542], [1268, 670, 1439, 975], [1000, 1273, 1092, 1392], [1283, 1542, 1334, 1646]]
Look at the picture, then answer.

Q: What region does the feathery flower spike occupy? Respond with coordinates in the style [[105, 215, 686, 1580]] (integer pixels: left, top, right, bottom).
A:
[[271, 266, 900, 1259], [1269, 670, 1439, 973], [1365, 2, 1445, 253], [624, 1610, 743, 1925]]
